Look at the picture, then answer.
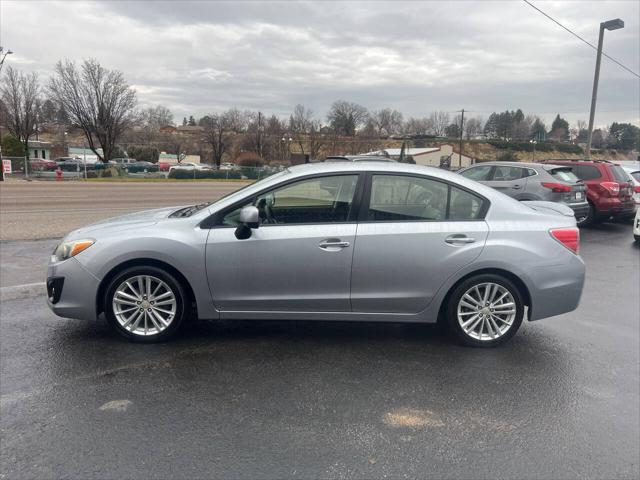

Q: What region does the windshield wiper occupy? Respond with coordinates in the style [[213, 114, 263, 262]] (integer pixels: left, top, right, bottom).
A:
[[170, 202, 211, 218]]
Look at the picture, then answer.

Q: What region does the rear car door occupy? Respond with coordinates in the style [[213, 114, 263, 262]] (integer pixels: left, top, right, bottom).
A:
[[351, 173, 489, 314], [485, 165, 526, 197], [206, 173, 361, 312]]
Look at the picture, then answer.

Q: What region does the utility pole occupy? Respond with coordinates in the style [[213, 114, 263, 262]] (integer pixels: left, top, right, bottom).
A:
[[459, 109, 465, 168], [585, 18, 624, 159]]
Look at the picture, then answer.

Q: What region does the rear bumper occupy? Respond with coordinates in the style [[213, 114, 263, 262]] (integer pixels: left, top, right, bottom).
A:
[[564, 201, 589, 220], [46, 257, 100, 321], [528, 253, 586, 321], [594, 198, 636, 219]]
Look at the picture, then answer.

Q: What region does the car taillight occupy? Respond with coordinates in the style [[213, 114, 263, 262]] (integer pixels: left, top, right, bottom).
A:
[[550, 227, 579, 254], [600, 181, 620, 196], [634, 186, 640, 193], [541, 182, 572, 193]]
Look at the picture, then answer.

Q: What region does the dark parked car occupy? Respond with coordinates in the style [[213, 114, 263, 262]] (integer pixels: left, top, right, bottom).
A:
[[542, 160, 636, 226], [56, 158, 96, 172], [458, 161, 589, 225], [122, 161, 159, 173]]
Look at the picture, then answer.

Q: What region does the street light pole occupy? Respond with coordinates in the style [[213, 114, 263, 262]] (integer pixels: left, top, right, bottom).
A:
[[585, 18, 624, 159], [0, 46, 13, 75]]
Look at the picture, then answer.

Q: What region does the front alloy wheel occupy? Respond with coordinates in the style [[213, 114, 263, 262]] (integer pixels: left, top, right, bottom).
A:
[[447, 274, 524, 347], [105, 266, 186, 342]]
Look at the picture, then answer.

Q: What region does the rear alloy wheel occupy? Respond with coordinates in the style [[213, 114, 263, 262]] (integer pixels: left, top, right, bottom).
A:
[[447, 274, 524, 347], [105, 266, 186, 342]]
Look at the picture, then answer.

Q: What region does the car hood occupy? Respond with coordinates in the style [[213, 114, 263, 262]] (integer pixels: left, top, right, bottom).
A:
[[66, 205, 187, 239]]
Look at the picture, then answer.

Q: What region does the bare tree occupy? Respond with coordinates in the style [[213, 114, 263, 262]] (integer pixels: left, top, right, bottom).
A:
[[371, 108, 403, 137], [0, 66, 40, 159], [48, 59, 137, 162], [202, 111, 233, 167], [429, 111, 450, 136], [403, 117, 433, 136], [289, 104, 314, 155], [141, 105, 173, 129], [327, 100, 368, 136], [464, 117, 484, 140]]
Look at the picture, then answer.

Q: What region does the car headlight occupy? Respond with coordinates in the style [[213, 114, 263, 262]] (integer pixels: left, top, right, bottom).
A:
[[53, 239, 95, 261]]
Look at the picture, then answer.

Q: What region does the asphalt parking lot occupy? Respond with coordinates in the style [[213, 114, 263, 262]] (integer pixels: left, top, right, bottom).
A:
[[1, 185, 639, 479]]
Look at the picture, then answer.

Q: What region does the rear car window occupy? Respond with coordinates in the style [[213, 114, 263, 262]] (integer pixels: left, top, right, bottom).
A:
[[449, 187, 484, 220], [459, 165, 493, 181], [610, 166, 631, 183], [492, 166, 523, 181], [368, 175, 448, 221], [550, 168, 579, 183], [576, 165, 601, 180]]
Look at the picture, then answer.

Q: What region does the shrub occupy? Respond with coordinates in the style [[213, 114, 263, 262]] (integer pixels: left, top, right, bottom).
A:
[[496, 151, 519, 162], [236, 152, 265, 167], [168, 169, 242, 180]]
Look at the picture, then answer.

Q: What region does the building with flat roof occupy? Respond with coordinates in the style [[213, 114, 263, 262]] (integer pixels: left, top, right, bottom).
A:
[[364, 144, 473, 168]]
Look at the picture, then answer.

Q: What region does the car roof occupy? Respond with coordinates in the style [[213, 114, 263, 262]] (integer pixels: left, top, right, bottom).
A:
[[323, 155, 396, 162], [463, 161, 571, 171]]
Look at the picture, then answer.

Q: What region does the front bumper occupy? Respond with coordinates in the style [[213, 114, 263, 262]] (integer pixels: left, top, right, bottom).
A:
[[46, 257, 101, 321]]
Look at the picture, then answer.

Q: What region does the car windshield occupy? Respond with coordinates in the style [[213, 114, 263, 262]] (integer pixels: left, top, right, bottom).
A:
[[631, 171, 640, 182], [175, 169, 289, 218], [610, 165, 630, 183], [550, 168, 579, 183]]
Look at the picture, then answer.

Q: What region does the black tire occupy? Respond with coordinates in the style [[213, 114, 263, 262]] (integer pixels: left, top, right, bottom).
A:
[[446, 274, 524, 348], [578, 202, 596, 227], [634, 234, 640, 244], [104, 266, 187, 343]]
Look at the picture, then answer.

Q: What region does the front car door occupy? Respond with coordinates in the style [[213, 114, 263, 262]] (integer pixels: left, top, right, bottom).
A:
[[351, 173, 489, 314], [206, 173, 361, 312]]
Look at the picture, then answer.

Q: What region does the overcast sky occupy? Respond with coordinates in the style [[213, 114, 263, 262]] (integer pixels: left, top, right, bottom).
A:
[[2, 0, 639, 127]]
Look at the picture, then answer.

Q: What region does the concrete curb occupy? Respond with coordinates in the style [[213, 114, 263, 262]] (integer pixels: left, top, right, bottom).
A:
[[0, 282, 46, 302]]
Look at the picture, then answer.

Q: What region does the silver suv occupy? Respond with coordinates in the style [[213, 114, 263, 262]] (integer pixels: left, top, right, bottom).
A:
[[459, 162, 589, 224]]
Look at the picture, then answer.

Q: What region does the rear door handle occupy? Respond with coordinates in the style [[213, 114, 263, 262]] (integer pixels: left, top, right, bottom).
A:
[[319, 239, 350, 250], [445, 235, 476, 245], [512, 184, 521, 190]]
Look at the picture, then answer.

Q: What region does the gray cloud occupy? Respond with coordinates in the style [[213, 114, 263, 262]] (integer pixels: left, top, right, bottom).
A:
[[2, 0, 638, 126]]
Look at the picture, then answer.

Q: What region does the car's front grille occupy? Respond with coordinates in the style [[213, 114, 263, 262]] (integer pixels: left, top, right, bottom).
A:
[[47, 277, 64, 304]]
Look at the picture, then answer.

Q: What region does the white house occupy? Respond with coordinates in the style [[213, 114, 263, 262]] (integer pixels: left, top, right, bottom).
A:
[[27, 140, 52, 160]]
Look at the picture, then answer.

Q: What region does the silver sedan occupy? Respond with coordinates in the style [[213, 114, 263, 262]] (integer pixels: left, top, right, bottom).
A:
[[47, 162, 585, 347]]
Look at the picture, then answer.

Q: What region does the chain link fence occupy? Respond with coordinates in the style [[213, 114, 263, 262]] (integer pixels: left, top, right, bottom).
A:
[[1, 157, 277, 182]]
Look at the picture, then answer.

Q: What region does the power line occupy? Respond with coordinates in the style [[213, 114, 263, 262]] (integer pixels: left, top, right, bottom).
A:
[[522, 0, 640, 79]]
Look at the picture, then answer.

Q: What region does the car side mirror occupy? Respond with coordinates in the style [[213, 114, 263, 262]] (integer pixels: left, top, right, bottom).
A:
[[235, 205, 259, 239]]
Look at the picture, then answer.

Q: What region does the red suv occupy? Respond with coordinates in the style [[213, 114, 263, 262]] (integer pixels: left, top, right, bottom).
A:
[[544, 160, 636, 226]]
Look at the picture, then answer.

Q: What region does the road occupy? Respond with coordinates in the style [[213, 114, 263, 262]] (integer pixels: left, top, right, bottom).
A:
[[0, 221, 638, 479], [0, 180, 250, 241]]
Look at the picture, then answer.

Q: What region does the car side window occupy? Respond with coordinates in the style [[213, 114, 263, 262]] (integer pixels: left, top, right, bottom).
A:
[[449, 187, 484, 220], [220, 174, 359, 226], [460, 165, 493, 181], [492, 166, 523, 181], [576, 165, 601, 180], [524, 168, 538, 178], [367, 175, 448, 221]]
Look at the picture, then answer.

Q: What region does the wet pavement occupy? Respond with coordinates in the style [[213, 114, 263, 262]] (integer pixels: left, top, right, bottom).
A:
[[1, 223, 638, 479]]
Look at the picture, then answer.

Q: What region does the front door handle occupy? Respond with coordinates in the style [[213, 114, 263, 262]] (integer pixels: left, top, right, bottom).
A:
[[445, 234, 475, 245], [319, 239, 350, 250]]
